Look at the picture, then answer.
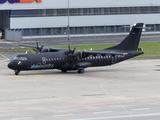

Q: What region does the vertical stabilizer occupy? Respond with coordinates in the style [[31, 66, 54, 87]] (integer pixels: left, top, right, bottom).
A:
[[106, 23, 143, 50]]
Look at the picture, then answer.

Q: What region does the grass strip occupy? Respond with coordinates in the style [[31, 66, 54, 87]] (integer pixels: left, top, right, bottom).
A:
[[0, 41, 160, 58]]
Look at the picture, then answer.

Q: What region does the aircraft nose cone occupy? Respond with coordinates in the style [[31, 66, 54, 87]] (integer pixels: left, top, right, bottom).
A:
[[8, 61, 15, 70]]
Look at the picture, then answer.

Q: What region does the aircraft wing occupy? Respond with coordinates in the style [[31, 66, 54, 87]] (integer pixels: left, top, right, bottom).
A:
[[19, 43, 62, 52], [81, 50, 128, 57], [19, 44, 39, 48]]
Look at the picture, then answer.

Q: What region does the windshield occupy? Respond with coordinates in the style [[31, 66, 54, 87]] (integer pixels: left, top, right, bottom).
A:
[[14, 56, 28, 61]]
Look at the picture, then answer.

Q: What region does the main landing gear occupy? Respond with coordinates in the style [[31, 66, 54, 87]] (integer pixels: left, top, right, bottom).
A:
[[14, 70, 20, 75], [61, 70, 67, 73], [77, 68, 84, 74]]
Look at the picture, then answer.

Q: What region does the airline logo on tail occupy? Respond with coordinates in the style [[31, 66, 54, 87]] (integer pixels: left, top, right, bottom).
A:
[[0, 0, 42, 3]]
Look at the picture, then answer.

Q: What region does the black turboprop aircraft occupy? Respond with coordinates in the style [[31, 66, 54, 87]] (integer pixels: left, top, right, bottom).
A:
[[8, 23, 144, 75]]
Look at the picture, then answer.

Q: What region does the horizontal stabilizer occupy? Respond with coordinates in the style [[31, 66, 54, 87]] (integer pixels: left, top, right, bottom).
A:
[[123, 26, 152, 30]]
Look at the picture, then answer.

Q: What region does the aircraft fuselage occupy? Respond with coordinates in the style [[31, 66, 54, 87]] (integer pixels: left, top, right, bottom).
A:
[[8, 50, 143, 73]]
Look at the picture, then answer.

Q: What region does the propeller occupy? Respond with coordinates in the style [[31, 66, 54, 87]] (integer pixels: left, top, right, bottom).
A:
[[67, 44, 76, 57], [65, 44, 82, 64], [35, 41, 44, 52], [19, 41, 44, 53]]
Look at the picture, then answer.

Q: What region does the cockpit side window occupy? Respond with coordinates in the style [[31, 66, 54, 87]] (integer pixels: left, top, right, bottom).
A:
[[14, 56, 28, 61]]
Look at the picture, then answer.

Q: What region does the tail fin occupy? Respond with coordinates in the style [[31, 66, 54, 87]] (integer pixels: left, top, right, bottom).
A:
[[106, 23, 144, 50]]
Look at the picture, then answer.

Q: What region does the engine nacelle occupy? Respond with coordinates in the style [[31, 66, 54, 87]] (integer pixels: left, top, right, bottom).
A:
[[41, 48, 50, 52], [73, 51, 82, 60]]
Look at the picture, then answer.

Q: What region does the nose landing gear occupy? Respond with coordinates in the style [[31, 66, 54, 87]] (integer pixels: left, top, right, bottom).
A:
[[14, 70, 20, 75]]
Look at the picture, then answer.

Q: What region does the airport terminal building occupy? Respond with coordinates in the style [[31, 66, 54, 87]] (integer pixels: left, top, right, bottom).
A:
[[0, 0, 160, 40]]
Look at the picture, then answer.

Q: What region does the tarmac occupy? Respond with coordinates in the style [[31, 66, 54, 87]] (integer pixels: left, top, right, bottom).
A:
[[0, 58, 160, 120], [0, 53, 9, 61]]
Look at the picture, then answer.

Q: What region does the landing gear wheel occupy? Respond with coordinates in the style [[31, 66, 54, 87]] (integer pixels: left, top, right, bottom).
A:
[[61, 70, 67, 73], [77, 68, 84, 74], [14, 70, 20, 75]]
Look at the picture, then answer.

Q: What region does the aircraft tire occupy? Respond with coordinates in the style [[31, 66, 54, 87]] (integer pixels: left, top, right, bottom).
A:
[[15, 70, 20, 75], [77, 68, 84, 74]]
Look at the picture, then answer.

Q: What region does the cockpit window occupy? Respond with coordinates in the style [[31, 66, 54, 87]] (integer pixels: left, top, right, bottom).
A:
[[14, 56, 28, 61]]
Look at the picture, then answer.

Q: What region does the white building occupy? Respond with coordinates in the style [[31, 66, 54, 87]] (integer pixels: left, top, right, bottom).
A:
[[0, 0, 160, 39]]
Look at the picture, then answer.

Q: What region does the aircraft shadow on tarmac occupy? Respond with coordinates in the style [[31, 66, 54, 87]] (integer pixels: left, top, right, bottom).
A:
[[7, 68, 118, 76]]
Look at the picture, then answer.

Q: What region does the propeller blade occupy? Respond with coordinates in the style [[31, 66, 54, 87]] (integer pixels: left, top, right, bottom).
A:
[[39, 45, 44, 52], [72, 47, 76, 54], [68, 44, 71, 52]]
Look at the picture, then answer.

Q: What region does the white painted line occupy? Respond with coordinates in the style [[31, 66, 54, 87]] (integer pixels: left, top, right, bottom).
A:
[[71, 112, 160, 120], [53, 114, 73, 117], [131, 108, 150, 111], [0, 59, 7, 62], [11, 117, 33, 120], [58, 109, 78, 112], [0, 53, 10, 61], [0, 114, 17, 117], [93, 111, 112, 114]]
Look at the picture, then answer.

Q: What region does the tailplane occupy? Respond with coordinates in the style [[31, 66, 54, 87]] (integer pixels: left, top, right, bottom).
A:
[[106, 23, 144, 50]]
